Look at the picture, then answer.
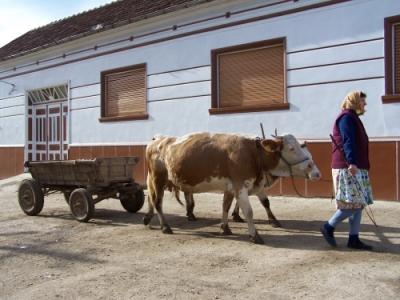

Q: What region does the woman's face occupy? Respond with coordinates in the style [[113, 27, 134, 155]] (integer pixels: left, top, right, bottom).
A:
[[359, 97, 367, 113]]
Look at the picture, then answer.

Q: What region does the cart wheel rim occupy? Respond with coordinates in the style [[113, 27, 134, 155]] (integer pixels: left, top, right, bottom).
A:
[[70, 194, 88, 218], [20, 187, 35, 210]]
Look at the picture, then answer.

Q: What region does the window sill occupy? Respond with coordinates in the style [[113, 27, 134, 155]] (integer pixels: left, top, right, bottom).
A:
[[382, 94, 400, 104], [209, 103, 290, 115], [99, 114, 149, 122]]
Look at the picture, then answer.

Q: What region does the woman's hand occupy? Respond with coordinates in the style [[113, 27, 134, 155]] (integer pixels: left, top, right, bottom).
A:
[[348, 164, 358, 176]]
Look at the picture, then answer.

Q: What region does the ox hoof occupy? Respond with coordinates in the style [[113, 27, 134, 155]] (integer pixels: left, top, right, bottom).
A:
[[232, 212, 245, 223], [219, 223, 233, 236], [250, 232, 264, 244], [143, 216, 152, 226], [187, 214, 197, 221], [268, 220, 282, 228], [162, 226, 173, 234]]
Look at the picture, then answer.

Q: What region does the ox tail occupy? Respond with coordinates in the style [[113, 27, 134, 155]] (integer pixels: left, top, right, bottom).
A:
[[165, 185, 185, 207], [173, 188, 185, 207]]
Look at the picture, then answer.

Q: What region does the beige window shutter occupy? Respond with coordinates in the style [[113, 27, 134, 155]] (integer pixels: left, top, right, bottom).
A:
[[395, 24, 400, 94], [218, 44, 284, 108], [105, 68, 146, 117]]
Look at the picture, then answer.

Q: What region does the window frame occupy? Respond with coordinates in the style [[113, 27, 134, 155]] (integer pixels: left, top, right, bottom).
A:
[[100, 63, 148, 122], [382, 15, 400, 104], [210, 37, 289, 115]]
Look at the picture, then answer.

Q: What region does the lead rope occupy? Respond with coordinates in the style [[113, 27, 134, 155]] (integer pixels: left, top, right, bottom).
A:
[[352, 177, 378, 228], [364, 203, 378, 227], [283, 159, 334, 200], [275, 151, 331, 199]]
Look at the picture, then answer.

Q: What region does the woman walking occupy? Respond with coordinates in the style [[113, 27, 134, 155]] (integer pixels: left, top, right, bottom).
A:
[[320, 91, 374, 250]]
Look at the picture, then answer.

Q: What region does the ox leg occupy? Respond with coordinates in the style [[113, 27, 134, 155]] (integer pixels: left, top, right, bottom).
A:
[[220, 192, 234, 236], [143, 192, 155, 225], [257, 190, 281, 228], [231, 201, 245, 223], [236, 189, 264, 244], [153, 192, 173, 234], [144, 175, 173, 234], [143, 175, 155, 226], [185, 192, 196, 221]]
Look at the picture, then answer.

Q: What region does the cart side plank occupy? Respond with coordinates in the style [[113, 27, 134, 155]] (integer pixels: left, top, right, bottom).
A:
[[25, 157, 140, 187]]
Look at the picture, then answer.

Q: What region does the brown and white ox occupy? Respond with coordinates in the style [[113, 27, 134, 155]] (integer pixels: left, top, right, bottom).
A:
[[144, 132, 321, 244]]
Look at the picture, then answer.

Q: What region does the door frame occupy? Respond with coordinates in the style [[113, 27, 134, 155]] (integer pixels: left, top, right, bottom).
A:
[[25, 83, 70, 162]]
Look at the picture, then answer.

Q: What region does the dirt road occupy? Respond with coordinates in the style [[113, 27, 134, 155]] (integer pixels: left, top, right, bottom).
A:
[[0, 173, 399, 299]]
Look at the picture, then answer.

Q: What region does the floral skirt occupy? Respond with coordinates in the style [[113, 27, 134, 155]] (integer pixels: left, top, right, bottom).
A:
[[332, 168, 374, 209]]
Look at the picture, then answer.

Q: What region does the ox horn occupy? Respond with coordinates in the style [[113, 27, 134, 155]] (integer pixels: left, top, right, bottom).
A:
[[271, 128, 283, 139], [260, 123, 266, 139]]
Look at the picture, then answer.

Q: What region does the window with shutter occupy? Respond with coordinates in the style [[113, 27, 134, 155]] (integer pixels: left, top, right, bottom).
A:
[[210, 38, 289, 114], [394, 24, 400, 94], [382, 16, 400, 103], [100, 64, 148, 121]]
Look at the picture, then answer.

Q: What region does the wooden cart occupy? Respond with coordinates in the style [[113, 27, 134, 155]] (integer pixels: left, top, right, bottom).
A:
[[18, 157, 146, 222]]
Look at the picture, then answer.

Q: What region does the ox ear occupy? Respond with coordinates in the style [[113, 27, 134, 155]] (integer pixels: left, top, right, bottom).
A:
[[261, 139, 283, 153], [301, 141, 307, 148]]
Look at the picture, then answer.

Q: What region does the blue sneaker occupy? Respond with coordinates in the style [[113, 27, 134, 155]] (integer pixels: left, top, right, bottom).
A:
[[320, 226, 337, 247]]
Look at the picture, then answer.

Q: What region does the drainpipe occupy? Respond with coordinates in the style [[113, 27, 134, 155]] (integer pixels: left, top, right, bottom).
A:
[[67, 80, 71, 159]]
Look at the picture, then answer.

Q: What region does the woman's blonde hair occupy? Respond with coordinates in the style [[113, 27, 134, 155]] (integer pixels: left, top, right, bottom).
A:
[[340, 91, 367, 115]]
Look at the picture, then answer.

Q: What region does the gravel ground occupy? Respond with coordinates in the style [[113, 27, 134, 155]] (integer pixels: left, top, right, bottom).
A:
[[0, 173, 399, 300]]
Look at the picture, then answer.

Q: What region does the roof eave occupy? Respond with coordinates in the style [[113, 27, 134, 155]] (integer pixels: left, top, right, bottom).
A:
[[1, 0, 212, 62]]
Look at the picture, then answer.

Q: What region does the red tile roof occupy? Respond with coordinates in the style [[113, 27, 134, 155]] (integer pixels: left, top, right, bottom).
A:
[[0, 0, 213, 61]]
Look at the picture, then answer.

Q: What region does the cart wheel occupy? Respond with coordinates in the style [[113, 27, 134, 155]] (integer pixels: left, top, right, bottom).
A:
[[69, 188, 94, 222], [18, 179, 44, 216], [63, 192, 71, 205], [120, 189, 145, 213]]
